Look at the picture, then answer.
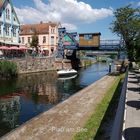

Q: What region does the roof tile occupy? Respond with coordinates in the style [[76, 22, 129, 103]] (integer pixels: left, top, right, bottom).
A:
[[20, 22, 58, 35]]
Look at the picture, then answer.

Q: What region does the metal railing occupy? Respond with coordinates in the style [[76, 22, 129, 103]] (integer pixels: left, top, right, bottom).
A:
[[110, 67, 128, 140]]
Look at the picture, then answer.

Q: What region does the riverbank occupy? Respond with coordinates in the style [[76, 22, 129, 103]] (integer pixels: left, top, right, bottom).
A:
[[74, 74, 124, 140], [1, 75, 117, 140]]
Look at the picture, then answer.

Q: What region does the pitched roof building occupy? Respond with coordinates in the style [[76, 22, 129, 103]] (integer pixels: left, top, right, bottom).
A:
[[0, 0, 20, 46], [20, 22, 60, 56]]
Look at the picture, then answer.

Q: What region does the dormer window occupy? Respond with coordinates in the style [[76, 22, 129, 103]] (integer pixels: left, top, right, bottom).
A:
[[29, 29, 34, 33], [6, 8, 10, 20]]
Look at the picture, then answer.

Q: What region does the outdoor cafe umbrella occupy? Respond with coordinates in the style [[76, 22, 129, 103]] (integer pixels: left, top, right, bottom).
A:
[[10, 46, 20, 50], [0, 46, 11, 50], [19, 46, 27, 50]]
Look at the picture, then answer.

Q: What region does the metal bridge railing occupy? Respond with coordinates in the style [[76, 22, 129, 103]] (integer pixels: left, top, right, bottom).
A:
[[100, 40, 122, 45], [110, 67, 128, 140]]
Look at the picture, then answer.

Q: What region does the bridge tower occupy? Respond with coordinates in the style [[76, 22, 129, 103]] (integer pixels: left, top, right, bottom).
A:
[[57, 27, 66, 58], [57, 27, 79, 59]]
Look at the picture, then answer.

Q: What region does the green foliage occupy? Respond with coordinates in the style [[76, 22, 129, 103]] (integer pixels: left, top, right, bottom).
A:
[[110, 5, 140, 61], [79, 51, 86, 58], [30, 33, 39, 49], [110, 54, 116, 59], [0, 61, 18, 78], [137, 62, 140, 68]]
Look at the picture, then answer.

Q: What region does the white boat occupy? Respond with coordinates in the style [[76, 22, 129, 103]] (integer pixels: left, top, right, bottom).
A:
[[57, 69, 77, 76], [58, 74, 77, 80]]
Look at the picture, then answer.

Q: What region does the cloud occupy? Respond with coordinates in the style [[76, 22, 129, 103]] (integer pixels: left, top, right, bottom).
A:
[[15, 0, 113, 31], [61, 23, 77, 30], [138, 2, 140, 6]]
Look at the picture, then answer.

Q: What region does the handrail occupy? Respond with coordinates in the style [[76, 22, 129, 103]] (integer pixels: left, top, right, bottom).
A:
[[110, 67, 128, 140]]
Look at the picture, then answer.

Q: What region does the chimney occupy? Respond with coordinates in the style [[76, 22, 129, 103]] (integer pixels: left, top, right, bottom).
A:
[[40, 21, 43, 24]]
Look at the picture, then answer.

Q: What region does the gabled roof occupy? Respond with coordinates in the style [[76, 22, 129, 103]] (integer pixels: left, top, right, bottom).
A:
[[20, 22, 58, 35], [0, 0, 20, 24]]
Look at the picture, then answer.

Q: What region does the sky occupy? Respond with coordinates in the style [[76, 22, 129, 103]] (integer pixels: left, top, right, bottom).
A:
[[12, 0, 140, 39]]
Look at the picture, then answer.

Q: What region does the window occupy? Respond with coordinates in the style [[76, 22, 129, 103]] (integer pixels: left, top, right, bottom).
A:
[[13, 28, 16, 37], [51, 47, 54, 53], [5, 26, 9, 36], [14, 17, 16, 21], [51, 28, 55, 34], [43, 36, 46, 43], [0, 25, 1, 35], [51, 36, 54, 45], [28, 37, 31, 43], [84, 34, 92, 40], [6, 9, 10, 20], [22, 37, 24, 44]]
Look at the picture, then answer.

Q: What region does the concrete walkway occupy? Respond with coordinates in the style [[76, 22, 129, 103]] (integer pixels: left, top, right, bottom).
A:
[[123, 71, 140, 140], [1, 75, 117, 140]]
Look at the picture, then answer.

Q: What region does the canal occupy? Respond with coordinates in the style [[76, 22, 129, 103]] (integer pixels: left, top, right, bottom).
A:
[[0, 62, 110, 137]]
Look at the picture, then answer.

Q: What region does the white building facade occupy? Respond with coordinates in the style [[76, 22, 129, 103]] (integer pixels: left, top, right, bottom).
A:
[[0, 0, 20, 46]]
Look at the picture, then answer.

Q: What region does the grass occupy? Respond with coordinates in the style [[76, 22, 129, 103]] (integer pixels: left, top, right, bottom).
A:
[[73, 74, 123, 140]]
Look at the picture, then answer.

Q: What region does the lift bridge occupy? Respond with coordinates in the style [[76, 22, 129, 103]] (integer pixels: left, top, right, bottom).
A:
[[56, 28, 125, 58], [56, 27, 79, 58]]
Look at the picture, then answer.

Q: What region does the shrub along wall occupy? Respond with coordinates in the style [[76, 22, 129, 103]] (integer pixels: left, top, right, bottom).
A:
[[0, 60, 17, 78]]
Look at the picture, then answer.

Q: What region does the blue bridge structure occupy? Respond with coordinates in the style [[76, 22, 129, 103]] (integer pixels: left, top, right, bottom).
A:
[[56, 28, 125, 59]]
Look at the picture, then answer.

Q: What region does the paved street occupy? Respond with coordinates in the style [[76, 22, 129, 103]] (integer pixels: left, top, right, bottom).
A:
[[123, 71, 140, 140]]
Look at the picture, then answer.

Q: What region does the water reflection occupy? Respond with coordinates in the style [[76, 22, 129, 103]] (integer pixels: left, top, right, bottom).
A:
[[17, 72, 61, 104], [0, 96, 20, 135], [0, 62, 109, 137]]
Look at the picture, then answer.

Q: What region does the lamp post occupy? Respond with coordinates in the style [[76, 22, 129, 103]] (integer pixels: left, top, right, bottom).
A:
[[109, 62, 112, 73]]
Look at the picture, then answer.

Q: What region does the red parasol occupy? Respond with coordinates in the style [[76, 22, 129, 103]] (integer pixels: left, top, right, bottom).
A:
[[0, 46, 11, 50], [10, 46, 20, 50], [19, 46, 27, 50]]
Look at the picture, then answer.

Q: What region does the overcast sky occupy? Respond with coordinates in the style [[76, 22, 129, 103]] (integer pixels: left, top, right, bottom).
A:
[[12, 0, 140, 39]]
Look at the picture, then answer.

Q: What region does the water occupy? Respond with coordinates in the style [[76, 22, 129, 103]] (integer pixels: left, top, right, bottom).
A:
[[0, 62, 110, 137]]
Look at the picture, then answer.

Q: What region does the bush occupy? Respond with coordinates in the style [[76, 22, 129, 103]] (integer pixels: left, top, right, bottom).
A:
[[0, 60, 18, 78], [137, 62, 140, 69]]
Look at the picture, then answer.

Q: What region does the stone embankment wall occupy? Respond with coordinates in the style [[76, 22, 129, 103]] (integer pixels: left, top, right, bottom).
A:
[[11, 57, 72, 74], [80, 59, 96, 67]]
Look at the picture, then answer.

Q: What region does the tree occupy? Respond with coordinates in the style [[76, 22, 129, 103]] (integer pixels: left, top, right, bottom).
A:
[[30, 32, 39, 51], [110, 5, 140, 61]]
